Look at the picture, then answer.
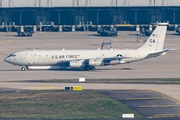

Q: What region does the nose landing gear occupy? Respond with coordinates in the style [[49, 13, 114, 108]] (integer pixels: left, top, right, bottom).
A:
[[21, 66, 27, 71]]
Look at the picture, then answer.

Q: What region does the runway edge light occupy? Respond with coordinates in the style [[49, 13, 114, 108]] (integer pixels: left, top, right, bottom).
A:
[[122, 114, 134, 118], [71, 86, 82, 90]]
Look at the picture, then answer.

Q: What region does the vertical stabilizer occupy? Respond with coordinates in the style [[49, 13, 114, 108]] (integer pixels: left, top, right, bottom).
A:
[[138, 23, 167, 51]]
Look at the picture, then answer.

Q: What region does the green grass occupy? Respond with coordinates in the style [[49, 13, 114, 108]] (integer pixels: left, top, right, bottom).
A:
[[0, 90, 143, 119]]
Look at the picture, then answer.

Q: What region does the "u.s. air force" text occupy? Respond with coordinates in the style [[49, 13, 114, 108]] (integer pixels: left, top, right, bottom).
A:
[[51, 55, 77, 59]]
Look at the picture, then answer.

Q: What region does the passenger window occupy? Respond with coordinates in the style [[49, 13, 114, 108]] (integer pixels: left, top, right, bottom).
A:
[[55, 55, 58, 59], [51, 55, 54, 59]]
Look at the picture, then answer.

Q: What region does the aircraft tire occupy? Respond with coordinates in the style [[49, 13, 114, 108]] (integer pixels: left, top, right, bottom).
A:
[[90, 66, 96, 70], [83, 66, 91, 71], [21, 67, 26, 71], [83, 66, 95, 71]]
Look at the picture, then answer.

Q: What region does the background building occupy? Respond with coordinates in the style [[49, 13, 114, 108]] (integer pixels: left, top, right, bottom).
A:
[[0, 0, 179, 26]]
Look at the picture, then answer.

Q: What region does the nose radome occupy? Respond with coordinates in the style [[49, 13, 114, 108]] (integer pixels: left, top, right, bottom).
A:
[[4, 58, 7, 62], [4, 57, 9, 63]]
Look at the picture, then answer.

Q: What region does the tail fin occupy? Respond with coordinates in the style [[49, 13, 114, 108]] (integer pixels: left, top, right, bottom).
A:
[[138, 23, 167, 51]]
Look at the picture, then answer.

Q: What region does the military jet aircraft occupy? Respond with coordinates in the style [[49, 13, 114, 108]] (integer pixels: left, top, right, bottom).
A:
[[4, 23, 169, 71]]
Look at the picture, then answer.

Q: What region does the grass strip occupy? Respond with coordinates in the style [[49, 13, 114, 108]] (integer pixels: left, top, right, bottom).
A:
[[0, 90, 143, 119]]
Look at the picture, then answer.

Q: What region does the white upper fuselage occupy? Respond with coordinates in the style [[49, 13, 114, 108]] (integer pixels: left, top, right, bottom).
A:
[[4, 49, 149, 66]]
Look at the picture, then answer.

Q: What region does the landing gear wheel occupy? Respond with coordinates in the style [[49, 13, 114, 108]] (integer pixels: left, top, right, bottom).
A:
[[85, 66, 90, 71], [83, 66, 95, 71], [21, 67, 26, 71], [90, 66, 96, 70]]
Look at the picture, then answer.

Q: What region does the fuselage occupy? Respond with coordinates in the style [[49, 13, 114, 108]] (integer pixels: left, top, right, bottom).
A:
[[4, 49, 150, 69]]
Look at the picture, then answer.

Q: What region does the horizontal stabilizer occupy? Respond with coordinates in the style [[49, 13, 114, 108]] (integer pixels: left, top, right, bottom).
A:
[[145, 48, 169, 59], [149, 48, 169, 55]]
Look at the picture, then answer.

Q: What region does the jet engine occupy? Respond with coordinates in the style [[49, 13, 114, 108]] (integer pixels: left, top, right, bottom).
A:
[[69, 60, 85, 68], [89, 59, 104, 66]]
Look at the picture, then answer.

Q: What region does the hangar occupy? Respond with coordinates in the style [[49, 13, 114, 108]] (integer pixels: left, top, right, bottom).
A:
[[0, 0, 180, 31]]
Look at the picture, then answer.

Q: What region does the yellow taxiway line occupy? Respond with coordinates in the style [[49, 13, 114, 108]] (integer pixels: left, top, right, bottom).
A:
[[8, 40, 13, 42], [114, 39, 119, 41], [154, 114, 180, 117], [28, 87, 64, 89], [139, 105, 180, 108], [147, 114, 180, 118], [111, 91, 151, 93], [151, 90, 180, 103], [125, 97, 166, 100]]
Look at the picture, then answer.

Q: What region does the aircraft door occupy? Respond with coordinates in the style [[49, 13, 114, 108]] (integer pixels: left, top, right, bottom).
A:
[[20, 52, 25, 60]]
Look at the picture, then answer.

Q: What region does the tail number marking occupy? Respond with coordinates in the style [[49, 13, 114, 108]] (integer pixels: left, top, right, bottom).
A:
[[150, 39, 155, 43]]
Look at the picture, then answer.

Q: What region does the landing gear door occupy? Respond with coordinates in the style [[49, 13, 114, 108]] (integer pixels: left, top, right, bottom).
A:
[[20, 52, 25, 60]]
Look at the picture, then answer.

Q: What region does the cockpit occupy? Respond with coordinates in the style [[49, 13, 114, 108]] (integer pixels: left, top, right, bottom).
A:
[[4, 53, 17, 64], [7, 54, 16, 57]]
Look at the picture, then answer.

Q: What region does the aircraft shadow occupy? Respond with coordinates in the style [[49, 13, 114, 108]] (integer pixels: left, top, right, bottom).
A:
[[128, 34, 150, 37], [0, 68, 133, 71], [5, 35, 32, 37], [52, 68, 133, 71], [0, 70, 21, 71], [5, 35, 16, 37], [14, 35, 32, 37], [171, 33, 180, 36], [128, 34, 139, 36], [86, 34, 117, 37], [97, 68, 133, 70]]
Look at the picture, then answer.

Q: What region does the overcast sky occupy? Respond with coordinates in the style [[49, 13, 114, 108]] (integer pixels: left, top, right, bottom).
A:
[[1, 0, 180, 7]]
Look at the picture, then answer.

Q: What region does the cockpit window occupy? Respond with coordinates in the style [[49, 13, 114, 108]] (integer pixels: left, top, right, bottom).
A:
[[7, 54, 16, 57]]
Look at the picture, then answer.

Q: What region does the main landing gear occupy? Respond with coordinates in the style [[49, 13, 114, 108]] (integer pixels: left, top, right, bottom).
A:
[[83, 66, 95, 71], [21, 66, 26, 71]]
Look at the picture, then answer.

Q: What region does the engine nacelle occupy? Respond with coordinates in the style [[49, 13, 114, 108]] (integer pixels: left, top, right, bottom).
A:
[[89, 59, 104, 66], [110, 61, 121, 65], [70, 60, 85, 68]]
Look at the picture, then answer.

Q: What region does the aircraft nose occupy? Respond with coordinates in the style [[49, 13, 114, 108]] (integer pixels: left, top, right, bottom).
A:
[[4, 57, 9, 63], [4, 57, 7, 62]]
